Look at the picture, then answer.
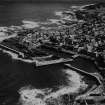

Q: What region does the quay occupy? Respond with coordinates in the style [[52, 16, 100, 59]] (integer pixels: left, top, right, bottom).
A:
[[0, 43, 74, 65], [35, 58, 73, 66]]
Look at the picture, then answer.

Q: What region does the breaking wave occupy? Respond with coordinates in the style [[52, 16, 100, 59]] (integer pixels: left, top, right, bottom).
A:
[[1, 49, 35, 63], [48, 19, 62, 25], [55, 11, 63, 17], [18, 69, 88, 105], [22, 20, 40, 29]]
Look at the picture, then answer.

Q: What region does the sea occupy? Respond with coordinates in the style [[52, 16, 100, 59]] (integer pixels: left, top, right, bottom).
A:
[[0, 2, 99, 105], [0, 3, 71, 26]]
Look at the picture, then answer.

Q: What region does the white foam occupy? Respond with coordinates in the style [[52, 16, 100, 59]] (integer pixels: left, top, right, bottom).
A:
[[44, 69, 87, 99], [0, 27, 8, 32], [9, 25, 23, 31], [2, 49, 35, 63], [40, 21, 51, 25], [0, 33, 17, 42], [19, 69, 88, 105], [19, 86, 46, 105], [22, 20, 40, 29], [40, 26, 51, 30], [49, 19, 60, 24], [55, 11, 63, 17], [62, 16, 72, 20], [71, 5, 82, 9], [80, 4, 95, 10]]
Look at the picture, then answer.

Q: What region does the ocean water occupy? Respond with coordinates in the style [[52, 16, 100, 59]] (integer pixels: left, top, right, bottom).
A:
[[0, 3, 72, 26], [0, 49, 98, 105], [0, 2, 99, 105]]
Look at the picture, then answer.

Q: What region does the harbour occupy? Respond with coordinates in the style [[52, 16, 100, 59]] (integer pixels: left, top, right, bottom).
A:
[[0, 1, 105, 105]]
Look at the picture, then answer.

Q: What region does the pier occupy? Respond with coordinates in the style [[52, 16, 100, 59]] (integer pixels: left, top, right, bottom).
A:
[[0, 44, 24, 58], [65, 64, 102, 85]]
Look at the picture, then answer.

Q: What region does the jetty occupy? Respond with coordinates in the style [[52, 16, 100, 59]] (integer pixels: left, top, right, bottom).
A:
[[65, 64, 102, 85], [35, 58, 73, 66], [0, 44, 24, 58]]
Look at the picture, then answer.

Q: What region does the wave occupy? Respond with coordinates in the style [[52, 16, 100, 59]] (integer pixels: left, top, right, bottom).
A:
[[48, 19, 62, 25], [0, 32, 17, 42], [1, 49, 35, 64], [71, 5, 83, 10], [18, 69, 87, 105], [80, 4, 95, 10], [40, 21, 51, 25], [9, 25, 23, 31], [22, 20, 40, 29], [0, 26, 8, 31], [55, 11, 63, 17]]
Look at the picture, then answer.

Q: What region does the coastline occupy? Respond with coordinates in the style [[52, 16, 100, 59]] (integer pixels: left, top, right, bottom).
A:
[[0, 2, 105, 105], [0, 2, 101, 68]]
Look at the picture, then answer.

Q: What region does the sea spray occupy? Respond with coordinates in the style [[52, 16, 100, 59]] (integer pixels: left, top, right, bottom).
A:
[[19, 86, 46, 105], [19, 69, 88, 105], [44, 69, 87, 99], [0, 32, 17, 42], [2, 49, 35, 63], [22, 20, 40, 29], [48, 19, 63, 25], [55, 11, 63, 17]]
